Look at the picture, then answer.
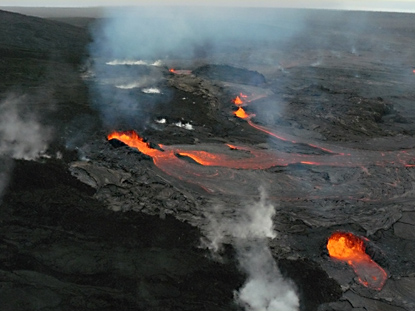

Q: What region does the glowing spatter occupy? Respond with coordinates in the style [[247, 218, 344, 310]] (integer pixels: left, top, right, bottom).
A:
[[327, 232, 387, 290], [233, 96, 243, 105]]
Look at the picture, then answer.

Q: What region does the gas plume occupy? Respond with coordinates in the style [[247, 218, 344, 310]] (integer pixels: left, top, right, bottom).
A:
[[0, 94, 52, 200], [0, 95, 51, 160], [204, 188, 299, 311], [87, 6, 305, 127]]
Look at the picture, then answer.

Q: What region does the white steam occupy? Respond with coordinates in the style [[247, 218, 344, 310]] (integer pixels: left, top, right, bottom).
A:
[[204, 188, 299, 311], [115, 82, 143, 89], [106, 59, 163, 66], [174, 121, 193, 130], [0, 95, 52, 160], [0, 94, 52, 201], [88, 7, 306, 126], [235, 243, 299, 311], [155, 118, 166, 124], [142, 87, 161, 94]]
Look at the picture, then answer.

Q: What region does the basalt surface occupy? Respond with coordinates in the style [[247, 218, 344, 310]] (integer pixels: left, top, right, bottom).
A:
[[1, 7, 415, 311]]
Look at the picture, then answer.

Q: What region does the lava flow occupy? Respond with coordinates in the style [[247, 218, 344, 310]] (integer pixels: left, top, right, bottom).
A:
[[169, 68, 192, 75], [327, 232, 387, 290], [234, 107, 253, 119], [106, 90, 415, 194], [233, 96, 243, 105], [108, 131, 162, 158]]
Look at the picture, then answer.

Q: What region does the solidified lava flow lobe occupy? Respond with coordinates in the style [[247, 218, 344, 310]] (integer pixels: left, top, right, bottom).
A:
[[327, 232, 387, 290]]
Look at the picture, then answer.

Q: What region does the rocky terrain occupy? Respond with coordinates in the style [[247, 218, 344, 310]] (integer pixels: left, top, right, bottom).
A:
[[1, 7, 415, 311]]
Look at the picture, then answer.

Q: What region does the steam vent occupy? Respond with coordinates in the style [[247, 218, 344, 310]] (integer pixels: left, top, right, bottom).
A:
[[1, 4, 415, 311]]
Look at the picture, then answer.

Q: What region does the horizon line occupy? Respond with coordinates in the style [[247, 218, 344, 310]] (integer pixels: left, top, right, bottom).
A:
[[1, 5, 415, 14]]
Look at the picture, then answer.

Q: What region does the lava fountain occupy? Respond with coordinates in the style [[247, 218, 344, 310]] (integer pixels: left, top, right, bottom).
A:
[[327, 232, 387, 290]]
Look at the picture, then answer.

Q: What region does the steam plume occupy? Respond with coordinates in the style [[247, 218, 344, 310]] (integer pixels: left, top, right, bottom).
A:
[[0, 94, 52, 200], [0, 95, 51, 160], [87, 7, 305, 127], [204, 188, 299, 311]]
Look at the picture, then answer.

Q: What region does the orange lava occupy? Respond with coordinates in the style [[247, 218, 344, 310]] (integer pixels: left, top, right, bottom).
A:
[[234, 107, 251, 119], [108, 131, 161, 157], [300, 161, 321, 165], [327, 232, 387, 290], [178, 151, 225, 166], [169, 68, 176, 73], [233, 96, 243, 105], [240, 93, 248, 98]]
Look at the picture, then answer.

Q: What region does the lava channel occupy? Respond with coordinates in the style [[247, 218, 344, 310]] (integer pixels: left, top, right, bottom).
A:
[[327, 231, 387, 290]]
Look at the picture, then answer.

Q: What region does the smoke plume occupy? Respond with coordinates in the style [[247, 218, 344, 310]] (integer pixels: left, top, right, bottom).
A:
[[0, 94, 51, 160], [204, 188, 299, 311], [0, 94, 52, 200], [87, 6, 306, 127]]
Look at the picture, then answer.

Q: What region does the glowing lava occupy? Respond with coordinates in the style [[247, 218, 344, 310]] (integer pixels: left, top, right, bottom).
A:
[[327, 232, 387, 290], [234, 107, 252, 119], [108, 131, 161, 157], [106, 88, 415, 195], [233, 96, 243, 105]]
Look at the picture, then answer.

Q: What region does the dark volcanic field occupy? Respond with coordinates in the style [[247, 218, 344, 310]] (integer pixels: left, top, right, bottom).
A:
[[1, 7, 415, 311]]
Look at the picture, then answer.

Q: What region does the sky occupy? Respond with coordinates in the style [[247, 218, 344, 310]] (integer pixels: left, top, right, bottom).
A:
[[1, 0, 415, 12]]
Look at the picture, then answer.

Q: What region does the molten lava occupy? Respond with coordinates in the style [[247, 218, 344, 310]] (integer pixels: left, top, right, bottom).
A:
[[233, 96, 243, 105], [327, 232, 365, 260], [106, 89, 415, 195], [107, 131, 161, 157], [327, 232, 387, 290], [169, 68, 176, 73], [234, 107, 251, 119]]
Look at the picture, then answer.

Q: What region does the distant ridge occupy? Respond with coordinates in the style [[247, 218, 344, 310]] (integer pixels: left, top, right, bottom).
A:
[[0, 6, 104, 18], [0, 9, 89, 62]]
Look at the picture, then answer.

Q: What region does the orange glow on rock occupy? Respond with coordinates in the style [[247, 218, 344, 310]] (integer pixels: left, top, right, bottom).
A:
[[169, 68, 176, 73], [327, 232, 387, 290], [240, 93, 248, 98], [234, 107, 250, 119]]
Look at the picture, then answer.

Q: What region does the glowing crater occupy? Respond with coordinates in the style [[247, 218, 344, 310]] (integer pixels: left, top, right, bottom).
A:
[[327, 231, 387, 290]]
